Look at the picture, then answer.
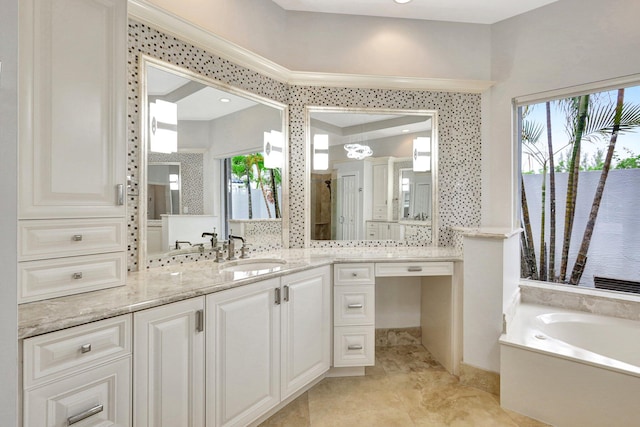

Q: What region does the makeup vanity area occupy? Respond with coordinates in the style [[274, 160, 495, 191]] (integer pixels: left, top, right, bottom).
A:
[[15, 4, 475, 426]]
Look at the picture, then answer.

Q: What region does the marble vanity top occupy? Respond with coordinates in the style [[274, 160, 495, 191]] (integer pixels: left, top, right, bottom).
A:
[[18, 247, 461, 339]]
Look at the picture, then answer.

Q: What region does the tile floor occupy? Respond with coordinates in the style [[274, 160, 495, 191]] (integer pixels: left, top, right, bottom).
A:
[[260, 345, 548, 426]]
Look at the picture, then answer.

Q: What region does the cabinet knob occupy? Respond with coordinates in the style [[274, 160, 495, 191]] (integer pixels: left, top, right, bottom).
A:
[[72, 234, 83, 242], [352, 272, 358, 277], [72, 272, 83, 280], [80, 343, 92, 353]]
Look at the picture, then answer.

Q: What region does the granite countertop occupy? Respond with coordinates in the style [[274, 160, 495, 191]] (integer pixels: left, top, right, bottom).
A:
[[18, 246, 461, 339]]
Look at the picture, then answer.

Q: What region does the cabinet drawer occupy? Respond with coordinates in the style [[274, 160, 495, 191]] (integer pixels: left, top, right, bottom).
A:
[[19, 218, 126, 261], [334, 286, 375, 326], [372, 207, 386, 220], [333, 326, 375, 367], [23, 314, 131, 388], [334, 263, 375, 285], [23, 357, 131, 427], [375, 261, 453, 277], [19, 252, 126, 303]]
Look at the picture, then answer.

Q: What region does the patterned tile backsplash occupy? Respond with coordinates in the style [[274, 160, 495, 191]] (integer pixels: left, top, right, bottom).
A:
[[127, 20, 481, 271]]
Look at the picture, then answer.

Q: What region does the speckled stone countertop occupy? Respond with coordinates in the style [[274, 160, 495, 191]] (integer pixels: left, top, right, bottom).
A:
[[18, 247, 461, 339]]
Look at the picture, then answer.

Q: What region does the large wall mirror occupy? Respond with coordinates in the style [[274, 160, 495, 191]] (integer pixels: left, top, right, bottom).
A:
[[139, 56, 288, 264], [305, 107, 438, 246]]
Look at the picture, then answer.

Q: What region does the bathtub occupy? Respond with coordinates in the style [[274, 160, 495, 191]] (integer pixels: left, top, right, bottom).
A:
[[500, 303, 640, 427]]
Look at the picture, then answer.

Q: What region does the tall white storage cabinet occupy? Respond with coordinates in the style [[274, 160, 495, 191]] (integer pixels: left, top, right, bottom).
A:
[[133, 298, 206, 427], [206, 266, 331, 427], [18, 0, 127, 302]]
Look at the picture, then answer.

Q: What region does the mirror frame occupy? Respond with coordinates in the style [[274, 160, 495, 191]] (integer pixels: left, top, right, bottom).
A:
[[304, 106, 439, 246], [138, 55, 290, 266]]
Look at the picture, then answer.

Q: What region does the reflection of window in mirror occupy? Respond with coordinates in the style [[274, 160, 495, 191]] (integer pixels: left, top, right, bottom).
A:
[[223, 155, 283, 221]]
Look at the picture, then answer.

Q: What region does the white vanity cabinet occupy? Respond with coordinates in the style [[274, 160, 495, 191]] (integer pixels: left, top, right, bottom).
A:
[[17, 0, 128, 303], [333, 263, 376, 367], [133, 298, 205, 427], [280, 267, 331, 400], [206, 266, 331, 427], [22, 315, 132, 427], [366, 221, 402, 240]]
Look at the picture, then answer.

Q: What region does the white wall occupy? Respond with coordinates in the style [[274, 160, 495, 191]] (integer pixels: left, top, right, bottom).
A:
[[145, 0, 491, 81], [145, 0, 289, 66], [284, 11, 491, 81], [485, 0, 640, 230], [0, 0, 19, 424]]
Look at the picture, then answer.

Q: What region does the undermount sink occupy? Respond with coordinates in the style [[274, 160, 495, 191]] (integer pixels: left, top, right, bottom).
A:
[[220, 258, 287, 273]]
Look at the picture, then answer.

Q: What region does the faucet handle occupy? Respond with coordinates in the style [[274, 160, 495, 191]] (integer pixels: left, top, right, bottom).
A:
[[240, 244, 250, 259]]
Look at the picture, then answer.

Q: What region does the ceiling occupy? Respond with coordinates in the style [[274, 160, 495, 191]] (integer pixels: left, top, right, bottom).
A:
[[147, 65, 257, 121], [270, 0, 558, 25]]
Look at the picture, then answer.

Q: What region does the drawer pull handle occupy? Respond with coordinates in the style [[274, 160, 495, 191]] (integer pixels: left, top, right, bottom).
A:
[[80, 343, 92, 353], [72, 272, 83, 280], [72, 234, 83, 242], [117, 183, 125, 205], [68, 403, 103, 425], [352, 273, 358, 277], [347, 344, 363, 350], [407, 266, 423, 272], [195, 309, 204, 333], [347, 303, 363, 309]]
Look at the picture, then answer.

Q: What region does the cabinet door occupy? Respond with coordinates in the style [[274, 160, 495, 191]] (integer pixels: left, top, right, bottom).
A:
[[280, 266, 331, 400], [19, 0, 126, 218], [206, 278, 281, 427], [134, 298, 205, 427], [372, 163, 388, 220]]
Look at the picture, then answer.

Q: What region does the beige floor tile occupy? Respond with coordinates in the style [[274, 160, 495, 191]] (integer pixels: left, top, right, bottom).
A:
[[260, 393, 310, 426], [261, 345, 545, 427], [311, 407, 415, 427], [503, 409, 552, 427]]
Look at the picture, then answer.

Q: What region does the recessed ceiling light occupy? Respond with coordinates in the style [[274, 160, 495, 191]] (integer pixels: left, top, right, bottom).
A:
[[394, 0, 412, 4], [219, 98, 230, 103], [402, 129, 410, 133]]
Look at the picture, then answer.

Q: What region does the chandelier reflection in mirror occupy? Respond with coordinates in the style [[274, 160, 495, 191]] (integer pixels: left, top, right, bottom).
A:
[[343, 143, 373, 160]]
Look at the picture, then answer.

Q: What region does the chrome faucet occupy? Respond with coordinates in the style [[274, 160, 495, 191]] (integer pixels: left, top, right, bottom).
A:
[[227, 234, 246, 261], [175, 240, 191, 249], [202, 227, 218, 248]]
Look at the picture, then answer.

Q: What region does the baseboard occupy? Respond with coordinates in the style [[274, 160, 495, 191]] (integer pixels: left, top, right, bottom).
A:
[[459, 362, 500, 396]]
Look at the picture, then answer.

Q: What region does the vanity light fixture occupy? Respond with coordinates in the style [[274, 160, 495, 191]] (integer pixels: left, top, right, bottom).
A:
[[313, 134, 329, 170], [413, 137, 431, 172], [263, 130, 284, 168], [149, 99, 178, 153], [344, 143, 373, 160]]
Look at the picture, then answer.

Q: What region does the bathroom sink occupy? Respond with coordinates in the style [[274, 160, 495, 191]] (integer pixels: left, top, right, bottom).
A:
[[221, 258, 287, 273]]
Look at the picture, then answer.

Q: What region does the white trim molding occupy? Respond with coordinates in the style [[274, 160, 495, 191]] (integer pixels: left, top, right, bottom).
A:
[[128, 0, 494, 93]]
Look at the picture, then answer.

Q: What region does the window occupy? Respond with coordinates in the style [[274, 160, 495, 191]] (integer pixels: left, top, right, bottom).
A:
[[518, 84, 640, 294]]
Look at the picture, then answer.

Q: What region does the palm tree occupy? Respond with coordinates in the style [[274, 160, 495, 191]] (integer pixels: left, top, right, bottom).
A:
[[245, 153, 272, 218], [545, 101, 557, 281], [231, 155, 254, 219], [569, 89, 640, 284], [268, 167, 282, 219], [559, 95, 589, 282]]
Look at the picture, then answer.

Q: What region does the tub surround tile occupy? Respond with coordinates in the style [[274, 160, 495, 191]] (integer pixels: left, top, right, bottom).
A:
[[18, 247, 461, 339], [520, 280, 640, 322]]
